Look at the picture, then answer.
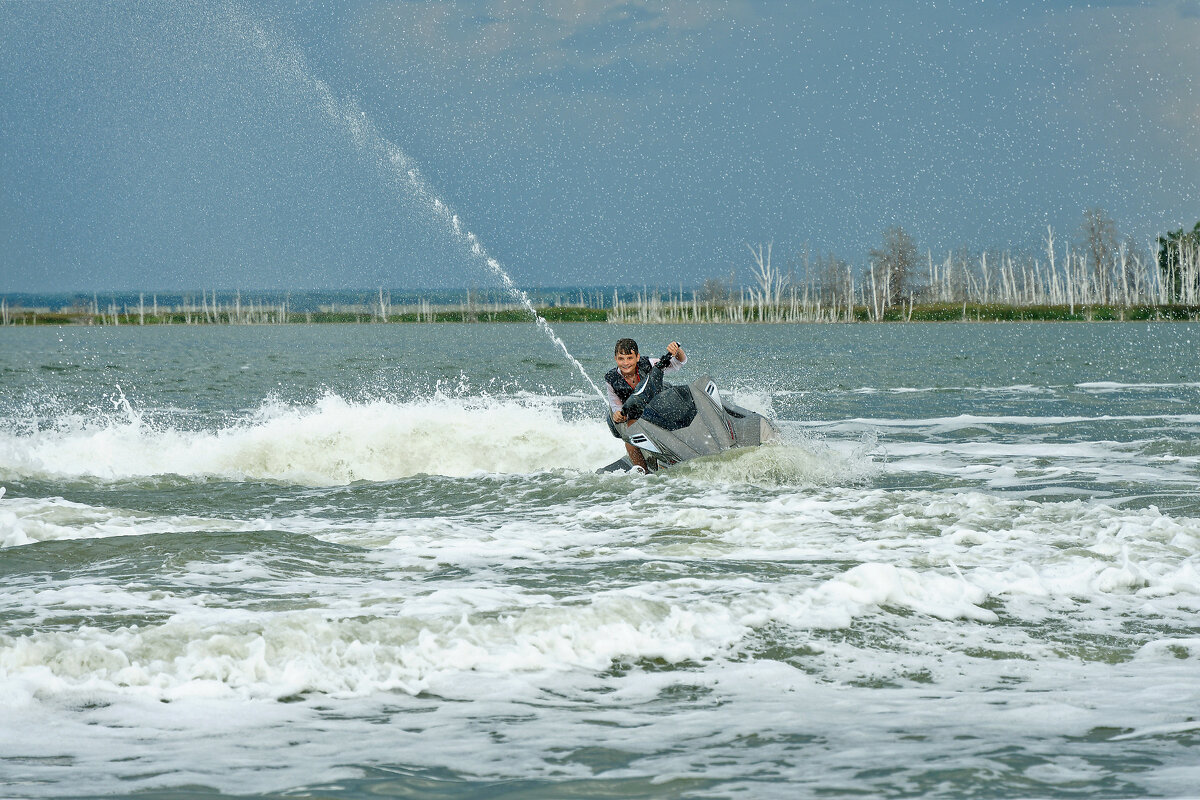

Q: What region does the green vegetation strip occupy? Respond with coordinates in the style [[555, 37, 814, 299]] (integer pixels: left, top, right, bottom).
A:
[[5, 304, 1200, 326]]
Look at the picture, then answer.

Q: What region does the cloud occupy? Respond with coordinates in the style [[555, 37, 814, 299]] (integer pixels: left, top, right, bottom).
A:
[[1034, 1, 1200, 231], [350, 0, 753, 92], [1056, 4, 1199, 138]]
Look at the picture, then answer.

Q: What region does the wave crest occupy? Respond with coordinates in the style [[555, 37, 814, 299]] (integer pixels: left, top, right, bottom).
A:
[[0, 393, 616, 485]]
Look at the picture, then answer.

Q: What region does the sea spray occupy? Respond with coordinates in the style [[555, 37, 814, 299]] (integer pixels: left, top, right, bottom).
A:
[[227, 4, 607, 405], [443, 201, 605, 401], [0, 393, 616, 485], [674, 434, 878, 488]]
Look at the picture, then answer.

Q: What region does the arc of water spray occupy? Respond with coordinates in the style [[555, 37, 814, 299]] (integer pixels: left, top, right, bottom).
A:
[[232, 5, 607, 405]]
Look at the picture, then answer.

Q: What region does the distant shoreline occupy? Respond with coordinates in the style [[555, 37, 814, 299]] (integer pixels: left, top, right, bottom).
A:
[[5, 303, 1200, 326]]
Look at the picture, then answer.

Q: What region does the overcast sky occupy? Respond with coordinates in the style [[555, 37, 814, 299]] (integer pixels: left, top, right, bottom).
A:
[[1, 0, 1197, 292]]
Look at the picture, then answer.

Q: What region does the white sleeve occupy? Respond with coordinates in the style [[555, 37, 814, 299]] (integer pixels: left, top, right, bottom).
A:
[[605, 382, 623, 413], [661, 352, 687, 374]]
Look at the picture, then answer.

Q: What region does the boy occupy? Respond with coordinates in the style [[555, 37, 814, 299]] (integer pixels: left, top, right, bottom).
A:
[[604, 337, 687, 472]]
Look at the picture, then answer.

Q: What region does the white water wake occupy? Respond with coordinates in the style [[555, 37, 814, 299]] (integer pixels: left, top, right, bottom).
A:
[[0, 397, 861, 491], [0, 394, 617, 485]]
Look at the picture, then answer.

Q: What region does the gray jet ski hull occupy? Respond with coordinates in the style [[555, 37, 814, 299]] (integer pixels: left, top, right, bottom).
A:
[[599, 375, 777, 473]]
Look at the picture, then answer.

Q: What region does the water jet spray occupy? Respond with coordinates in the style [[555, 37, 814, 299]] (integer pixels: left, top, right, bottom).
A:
[[230, 4, 607, 406]]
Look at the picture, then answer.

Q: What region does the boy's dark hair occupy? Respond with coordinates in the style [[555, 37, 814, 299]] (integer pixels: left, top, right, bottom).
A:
[[614, 338, 639, 356]]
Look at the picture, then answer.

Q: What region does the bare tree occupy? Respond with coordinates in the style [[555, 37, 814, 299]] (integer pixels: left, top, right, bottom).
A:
[[746, 242, 789, 307], [1079, 207, 1118, 303], [811, 252, 850, 304], [699, 277, 729, 303], [869, 226, 919, 305]]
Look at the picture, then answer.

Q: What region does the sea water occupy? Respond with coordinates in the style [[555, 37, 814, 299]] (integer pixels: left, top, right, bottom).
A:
[[1, 322, 1199, 798]]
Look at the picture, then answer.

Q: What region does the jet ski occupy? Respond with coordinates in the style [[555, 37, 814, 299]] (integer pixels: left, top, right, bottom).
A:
[[598, 369, 779, 473]]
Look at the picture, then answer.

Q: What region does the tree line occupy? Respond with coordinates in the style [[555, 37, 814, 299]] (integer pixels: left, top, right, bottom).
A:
[[710, 211, 1200, 315]]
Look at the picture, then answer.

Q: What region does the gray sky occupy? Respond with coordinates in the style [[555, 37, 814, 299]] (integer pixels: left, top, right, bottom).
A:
[[1, 0, 1197, 292]]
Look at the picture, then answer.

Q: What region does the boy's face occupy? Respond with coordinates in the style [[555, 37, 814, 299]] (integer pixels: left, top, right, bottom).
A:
[[615, 350, 639, 376]]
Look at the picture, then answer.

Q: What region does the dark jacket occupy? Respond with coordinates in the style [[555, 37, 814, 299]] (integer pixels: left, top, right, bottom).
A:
[[604, 356, 653, 406]]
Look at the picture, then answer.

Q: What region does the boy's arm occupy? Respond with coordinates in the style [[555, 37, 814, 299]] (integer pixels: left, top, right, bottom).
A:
[[662, 342, 686, 373], [605, 382, 623, 414]]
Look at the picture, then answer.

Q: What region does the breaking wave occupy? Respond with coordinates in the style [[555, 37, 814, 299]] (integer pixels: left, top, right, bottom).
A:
[[0, 393, 617, 485]]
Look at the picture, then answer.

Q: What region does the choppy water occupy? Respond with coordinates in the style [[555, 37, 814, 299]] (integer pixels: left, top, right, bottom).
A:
[[2, 322, 1199, 799]]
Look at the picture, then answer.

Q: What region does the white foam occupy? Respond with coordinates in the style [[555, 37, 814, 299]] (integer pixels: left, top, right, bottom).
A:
[[798, 412, 1200, 429], [1076, 381, 1200, 391], [0, 393, 617, 485], [674, 437, 876, 488], [0, 554, 1005, 709], [0, 493, 274, 549], [725, 387, 776, 419], [837, 382, 1200, 396], [4, 476, 1200, 795], [848, 384, 1050, 395], [0, 586, 748, 701], [869, 438, 1200, 489], [12, 483, 1197, 703]]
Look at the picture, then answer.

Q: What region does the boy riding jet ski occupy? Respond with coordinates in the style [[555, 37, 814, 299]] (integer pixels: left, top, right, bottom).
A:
[[600, 338, 778, 474]]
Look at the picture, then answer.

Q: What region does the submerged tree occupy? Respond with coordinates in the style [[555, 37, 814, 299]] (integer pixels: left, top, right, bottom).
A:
[[699, 277, 730, 303], [812, 251, 852, 305], [745, 242, 789, 307], [1157, 221, 1200, 301], [1078, 208, 1119, 303], [869, 226, 919, 305]]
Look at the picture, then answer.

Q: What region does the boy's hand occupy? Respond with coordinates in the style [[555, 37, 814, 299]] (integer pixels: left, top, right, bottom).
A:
[[613, 410, 626, 423], [667, 341, 683, 360]]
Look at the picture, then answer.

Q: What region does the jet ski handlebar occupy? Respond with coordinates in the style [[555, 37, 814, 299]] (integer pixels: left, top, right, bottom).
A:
[[655, 341, 681, 370]]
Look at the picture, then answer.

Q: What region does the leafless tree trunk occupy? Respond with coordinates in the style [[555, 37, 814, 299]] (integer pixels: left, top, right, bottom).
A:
[[869, 226, 919, 304], [746, 242, 789, 312], [1080, 207, 1118, 304]]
